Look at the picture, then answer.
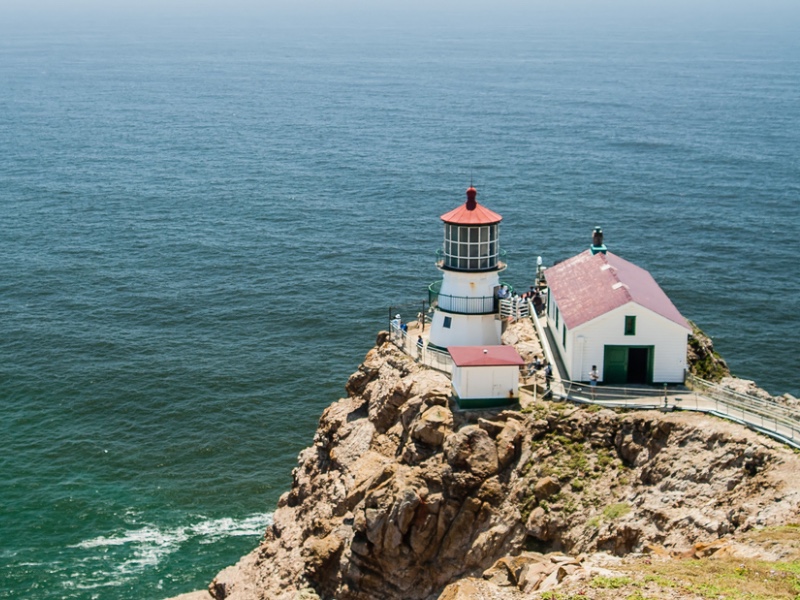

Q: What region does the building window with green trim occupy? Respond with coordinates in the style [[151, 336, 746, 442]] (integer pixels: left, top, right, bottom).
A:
[[624, 315, 636, 336], [562, 324, 567, 349]]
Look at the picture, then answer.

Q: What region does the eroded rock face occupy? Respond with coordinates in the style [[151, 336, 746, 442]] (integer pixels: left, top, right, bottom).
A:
[[205, 333, 800, 600]]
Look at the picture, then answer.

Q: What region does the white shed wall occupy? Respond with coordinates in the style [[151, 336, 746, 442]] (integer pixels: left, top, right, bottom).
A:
[[452, 365, 520, 399]]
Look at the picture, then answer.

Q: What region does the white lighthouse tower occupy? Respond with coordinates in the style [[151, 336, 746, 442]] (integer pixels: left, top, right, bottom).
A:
[[428, 187, 506, 349]]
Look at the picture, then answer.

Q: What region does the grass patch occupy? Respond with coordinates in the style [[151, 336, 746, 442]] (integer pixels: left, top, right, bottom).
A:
[[562, 496, 579, 514], [541, 593, 591, 600], [602, 502, 631, 520], [642, 574, 676, 588], [626, 555, 800, 600], [596, 449, 613, 468], [746, 523, 800, 545], [591, 575, 633, 589], [774, 560, 800, 575]]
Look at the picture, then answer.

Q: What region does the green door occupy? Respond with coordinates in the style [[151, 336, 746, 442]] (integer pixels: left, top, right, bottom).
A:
[[603, 346, 628, 384], [603, 345, 655, 385]]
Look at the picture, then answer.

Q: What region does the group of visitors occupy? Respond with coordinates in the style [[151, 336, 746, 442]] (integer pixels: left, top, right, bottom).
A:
[[390, 314, 426, 360], [527, 356, 552, 386], [390, 314, 408, 343], [497, 285, 546, 317]]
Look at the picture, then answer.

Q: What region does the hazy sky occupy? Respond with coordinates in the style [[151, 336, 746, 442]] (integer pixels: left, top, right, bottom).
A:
[[2, 0, 799, 30]]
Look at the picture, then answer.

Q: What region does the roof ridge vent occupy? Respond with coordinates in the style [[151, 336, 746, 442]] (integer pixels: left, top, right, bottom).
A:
[[612, 282, 629, 290]]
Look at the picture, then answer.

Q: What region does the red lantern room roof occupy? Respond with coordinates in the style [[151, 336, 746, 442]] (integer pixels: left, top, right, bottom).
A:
[[440, 187, 502, 225]]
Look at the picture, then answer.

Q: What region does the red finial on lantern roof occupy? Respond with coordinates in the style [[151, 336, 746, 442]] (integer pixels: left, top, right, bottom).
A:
[[466, 187, 478, 210]]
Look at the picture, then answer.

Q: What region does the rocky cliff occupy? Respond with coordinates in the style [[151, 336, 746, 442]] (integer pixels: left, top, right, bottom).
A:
[[192, 328, 800, 600]]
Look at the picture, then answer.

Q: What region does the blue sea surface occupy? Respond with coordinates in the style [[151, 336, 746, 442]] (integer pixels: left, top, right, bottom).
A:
[[0, 10, 798, 599]]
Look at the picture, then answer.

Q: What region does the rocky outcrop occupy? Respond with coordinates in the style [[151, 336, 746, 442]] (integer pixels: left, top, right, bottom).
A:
[[687, 321, 798, 411], [197, 332, 800, 600], [686, 321, 730, 381]]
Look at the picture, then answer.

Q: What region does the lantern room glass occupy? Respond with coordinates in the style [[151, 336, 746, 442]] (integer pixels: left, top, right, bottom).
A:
[[442, 223, 499, 271]]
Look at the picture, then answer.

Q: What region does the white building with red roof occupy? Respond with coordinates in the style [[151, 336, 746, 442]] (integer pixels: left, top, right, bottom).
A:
[[545, 234, 691, 385], [448, 345, 525, 409]]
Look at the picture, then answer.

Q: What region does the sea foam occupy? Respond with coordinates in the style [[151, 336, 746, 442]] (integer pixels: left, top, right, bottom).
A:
[[70, 512, 273, 579]]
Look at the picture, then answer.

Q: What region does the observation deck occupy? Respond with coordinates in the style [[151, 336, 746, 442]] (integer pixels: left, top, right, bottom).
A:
[[428, 280, 514, 315]]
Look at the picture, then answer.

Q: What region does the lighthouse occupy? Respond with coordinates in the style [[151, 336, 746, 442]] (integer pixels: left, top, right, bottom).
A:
[[427, 187, 506, 349]]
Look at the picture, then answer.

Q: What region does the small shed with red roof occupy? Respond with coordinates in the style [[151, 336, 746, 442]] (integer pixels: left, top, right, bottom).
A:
[[448, 345, 525, 409], [544, 248, 691, 385]]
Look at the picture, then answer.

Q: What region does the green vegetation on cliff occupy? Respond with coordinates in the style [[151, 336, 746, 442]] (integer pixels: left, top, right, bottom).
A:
[[687, 321, 731, 382]]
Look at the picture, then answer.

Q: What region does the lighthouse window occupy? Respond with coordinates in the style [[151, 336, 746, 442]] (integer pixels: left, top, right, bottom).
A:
[[443, 316, 452, 329], [443, 223, 500, 271]]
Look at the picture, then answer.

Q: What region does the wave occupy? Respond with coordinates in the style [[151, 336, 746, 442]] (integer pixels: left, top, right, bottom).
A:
[[69, 512, 273, 579]]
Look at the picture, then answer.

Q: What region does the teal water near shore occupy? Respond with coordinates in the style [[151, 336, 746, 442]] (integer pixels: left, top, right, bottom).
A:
[[1, 9, 798, 599]]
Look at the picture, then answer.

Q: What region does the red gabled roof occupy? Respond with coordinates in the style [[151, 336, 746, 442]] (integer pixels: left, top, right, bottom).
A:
[[448, 345, 525, 367], [440, 187, 502, 225], [545, 250, 690, 331]]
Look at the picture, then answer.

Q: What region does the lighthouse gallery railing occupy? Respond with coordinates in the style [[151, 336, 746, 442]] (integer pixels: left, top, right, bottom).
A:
[[428, 280, 514, 315]]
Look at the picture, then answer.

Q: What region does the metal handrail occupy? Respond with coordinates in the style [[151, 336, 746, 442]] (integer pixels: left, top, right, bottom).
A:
[[551, 377, 799, 449], [428, 279, 514, 315], [388, 322, 452, 375], [686, 374, 800, 423]]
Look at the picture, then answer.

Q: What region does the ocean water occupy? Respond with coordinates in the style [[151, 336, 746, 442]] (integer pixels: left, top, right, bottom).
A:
[[1, 10, 798, 599]]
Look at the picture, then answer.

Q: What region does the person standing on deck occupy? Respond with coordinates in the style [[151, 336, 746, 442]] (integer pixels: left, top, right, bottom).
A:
[[589, 365, 599, 399]]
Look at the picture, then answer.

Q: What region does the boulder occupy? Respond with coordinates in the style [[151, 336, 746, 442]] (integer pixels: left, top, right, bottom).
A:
[[444, 425, 499, 478], [411, 405, 453, 447], [533, 476, 560, 500]]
